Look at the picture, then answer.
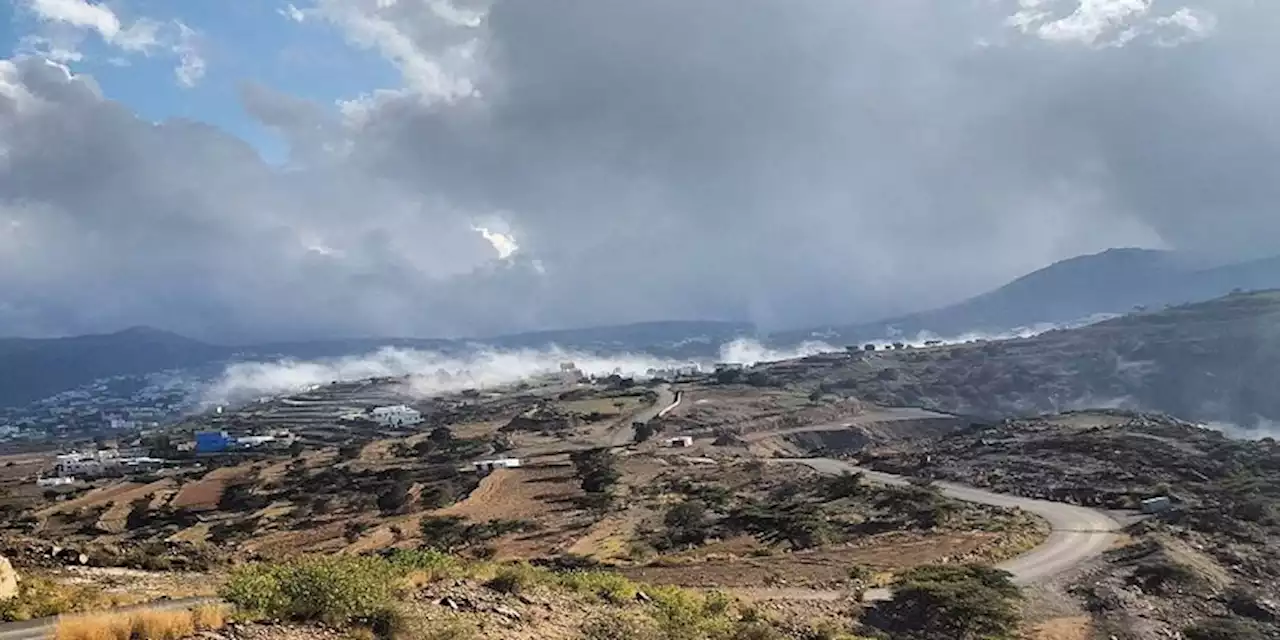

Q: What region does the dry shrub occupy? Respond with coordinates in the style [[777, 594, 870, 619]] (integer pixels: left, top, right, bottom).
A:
[[129, 610, 195, 640], [52, 613, 133, 640], [191, 604, 228, 630], [53, 605, 228, 640]]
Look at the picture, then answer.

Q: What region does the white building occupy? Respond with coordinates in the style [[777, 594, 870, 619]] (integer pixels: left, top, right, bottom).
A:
[[55, 450, 121, 477], [667, 436, 694, 448], [472, 458, 522, 474], [371, 405, 423, 427]]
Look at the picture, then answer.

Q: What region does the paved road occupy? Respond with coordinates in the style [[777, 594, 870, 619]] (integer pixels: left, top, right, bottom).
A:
[[784, 458, 1122, 598], [0, 597, 219, 640]]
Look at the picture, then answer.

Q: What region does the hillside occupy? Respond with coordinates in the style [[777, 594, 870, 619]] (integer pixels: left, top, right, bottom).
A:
[[775, 248, 1280, 344], [766, 290, 1280, 429], [0, 328, 228, 408]]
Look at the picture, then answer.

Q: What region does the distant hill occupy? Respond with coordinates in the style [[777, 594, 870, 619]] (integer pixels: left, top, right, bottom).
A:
[[0, 327, 228, 407], [767, 289, 1280, 428], [0, 320, 755, 408], [481, 320, 756, 357], [773, 248, 1280, 345]]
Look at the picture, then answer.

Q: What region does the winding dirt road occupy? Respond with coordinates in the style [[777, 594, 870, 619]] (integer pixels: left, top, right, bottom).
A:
[[784, 458, 1122, 599]]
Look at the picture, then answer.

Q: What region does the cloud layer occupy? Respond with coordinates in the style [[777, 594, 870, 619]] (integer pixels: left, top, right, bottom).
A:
[[3, 0, 1278, 342], [200, 337, 839, 406]]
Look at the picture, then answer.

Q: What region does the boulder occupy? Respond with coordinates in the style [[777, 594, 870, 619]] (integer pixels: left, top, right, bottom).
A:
[[0, 555, 19, 601]]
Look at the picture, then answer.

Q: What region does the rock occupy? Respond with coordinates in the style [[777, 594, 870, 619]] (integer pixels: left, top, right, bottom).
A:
[[635, 590, 652, 603], [440, 596, 460, 611], [0, 555, 18, 601], [492, 605, 521, 621], [517, 594, 537, 606]]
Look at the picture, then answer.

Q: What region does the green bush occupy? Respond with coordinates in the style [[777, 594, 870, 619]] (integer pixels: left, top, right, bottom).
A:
[[1183, 617, 1269, 640], [385, 549, 460, 582], [648, 585, 736, 640], [221, 556, 403, 624], [558, 570, 641, 604], [867, 564, 1022, 640], [484, 562, 551, 596], [580, 612, 660, 640]]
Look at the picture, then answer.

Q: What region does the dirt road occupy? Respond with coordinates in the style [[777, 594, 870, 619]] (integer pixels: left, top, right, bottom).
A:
[[786, 458, 1122, 597], [607, 384, 678, 447]]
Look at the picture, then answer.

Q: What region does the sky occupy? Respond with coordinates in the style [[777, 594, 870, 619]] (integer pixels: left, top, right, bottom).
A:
[[1, 0, 1277, 343]]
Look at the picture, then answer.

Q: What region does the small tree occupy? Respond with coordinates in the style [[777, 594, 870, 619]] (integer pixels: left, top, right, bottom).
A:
[[376, 481, 412, 515], [126, 496, 152, 530], [825, 472, 866, 500], [571, 449, 621, 494], [868, 564, 1021, 640], [663, 500, 711, 547], [745, 371, 774, 387], [634, 421, 656, 443], [419, 515, 472, 551], [428, 426, 454, 447]]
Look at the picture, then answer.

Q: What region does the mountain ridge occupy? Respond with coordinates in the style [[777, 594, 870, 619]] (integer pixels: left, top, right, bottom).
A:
[[772, 248, 1280, 344]]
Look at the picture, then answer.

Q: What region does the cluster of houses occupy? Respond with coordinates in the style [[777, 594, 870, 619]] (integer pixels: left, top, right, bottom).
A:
[[194, 429, 296, 453], [338, 405, 425, 428], [44, 448, 166, 483]]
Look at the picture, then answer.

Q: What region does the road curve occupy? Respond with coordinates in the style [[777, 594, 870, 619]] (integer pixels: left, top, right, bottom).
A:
[[784, 458, 1121, 590], [609, 384, 677, 447], [0, 597, 219, 640]]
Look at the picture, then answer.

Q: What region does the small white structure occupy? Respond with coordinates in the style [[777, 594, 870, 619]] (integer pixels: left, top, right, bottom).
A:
[[472, 458, 522, 474], [55, 450, 121, 477], [667, 436, 694, 448], [371, 405, 423, 427], [37, 476, 76, 487], [236, 435, 277, 448], [1141, 496, 1172, 514]]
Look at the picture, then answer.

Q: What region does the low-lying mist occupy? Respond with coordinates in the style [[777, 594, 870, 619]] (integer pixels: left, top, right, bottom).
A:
[[200, 338, 840, 407]]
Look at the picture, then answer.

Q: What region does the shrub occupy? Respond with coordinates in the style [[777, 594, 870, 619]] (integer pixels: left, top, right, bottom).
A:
[[377, 482, 413, 514], [825, 472, 866, 500], [191, 604, 228, 630], [866, 564, 1021, 640], [130, 610, 196, 640], [662, 500, 712, 547], [572, 449, 621, 494], [52, 606, 226, 640], [52, 613, 135, 640], [634, 421, 656, 443], [649, 585, 736, 640], [1131, 559, 1201, 594], [558, 571, 640, 604], [386, 549, 457, 576], [484, 562, 550, 595], [1183, 617, 1269, 640], [0, 576, 108, 621], [580, 612, 661, 640], [220, 556, 403, 624]]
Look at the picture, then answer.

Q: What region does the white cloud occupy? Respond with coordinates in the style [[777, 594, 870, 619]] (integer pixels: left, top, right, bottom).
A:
[[473, 226, 519, 260], [1, 1, 1277, 343], [17, 0, 205, 86], [26, 0, 123, 41], [172, 23, 206, 88], [281, 4, 308, 22], [307, 0, 485, 101], [1009, 0, 1213, 47]]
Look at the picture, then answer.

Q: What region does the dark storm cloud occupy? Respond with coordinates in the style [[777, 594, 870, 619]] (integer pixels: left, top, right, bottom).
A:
[[1, 1, 1274, 341]]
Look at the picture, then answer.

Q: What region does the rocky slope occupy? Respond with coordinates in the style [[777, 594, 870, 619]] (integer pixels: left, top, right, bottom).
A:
[[774, 290, 1280, 429]]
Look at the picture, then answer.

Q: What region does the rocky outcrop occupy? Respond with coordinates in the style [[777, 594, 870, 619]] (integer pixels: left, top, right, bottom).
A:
[[0, 555, 20, 601]]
